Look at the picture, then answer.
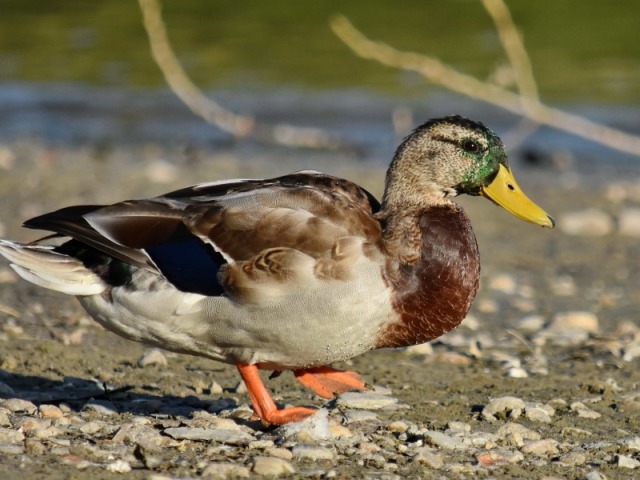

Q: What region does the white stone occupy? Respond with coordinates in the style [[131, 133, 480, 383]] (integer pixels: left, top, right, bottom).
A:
[[476, 449, 524, 466], [164, 427, 253, 445], [482, 397, 526, 421], [488, 274, 517, 294], [623, 344, 640, 362], [525, 403, 555, 423], [201, 462, 251, 479], [278, 408, 331, 443], [105, 460, 131, 473], [570, 402, 601, 419], [0, 426, 25, 443], [414, 447, 444, 469], [146, 160, 178, 184], [507, 367, 529, 379], [617, 454, 640, 469], [558, 209, 613, 236], [423, 430, 469, 451], [1, 398, 37, 414], [521, 439, 559, 455], [137, 348, 168, 367], [516, 314, 546, 332], [292, 445, 335, 462], [549, 275, 577, 296], [83, 400, 118, 416], [550, 311, 599, 332], [336, 391, 398, 410], [619, 208, 640, 237], [252, 456, 296, 476], [624, 436, 640, 451]]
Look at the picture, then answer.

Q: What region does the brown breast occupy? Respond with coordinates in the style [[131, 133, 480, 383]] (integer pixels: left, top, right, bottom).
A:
[[375, 203, 480, 348]]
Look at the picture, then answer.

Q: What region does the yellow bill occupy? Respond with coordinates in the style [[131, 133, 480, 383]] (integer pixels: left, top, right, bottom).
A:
[[480, 164, 555, 228]]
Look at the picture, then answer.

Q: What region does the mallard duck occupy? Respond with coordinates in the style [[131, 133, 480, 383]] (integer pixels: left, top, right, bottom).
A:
[[0, 116, 553, 425]]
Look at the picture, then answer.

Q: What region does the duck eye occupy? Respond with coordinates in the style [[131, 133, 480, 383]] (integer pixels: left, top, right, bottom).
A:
[[462, 140, 480, 154]]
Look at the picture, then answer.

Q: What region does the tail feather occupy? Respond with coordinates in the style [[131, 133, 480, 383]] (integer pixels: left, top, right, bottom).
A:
[[0, 240, 105, 296]]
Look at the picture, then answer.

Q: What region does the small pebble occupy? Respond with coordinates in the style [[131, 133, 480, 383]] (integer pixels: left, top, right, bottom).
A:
[[39, 404, 64, 418], [585, 472, 608, 480], [525, 403, 555, 423], [623, 436, 640, 451], [423, 430, 468, 451], [521, 439, 559, 455], [105, 459, 131, 473], [482, 397, 526, 421], [249, 439, 274, 450], [618, 208, 640, 237], [549, 275, 577, 296], [137, 348, 168, 367], [146, 160, 178, 184], [496, 423, 541, 445], [328, 423, 353, 438], [201, 462, 251, 479], [0, 443, 24, 455], [414, 447, 444, 469], [209, 381, 224, 395], [265, 447, 293, 460], [341, 410, 379, 423], [79, 421, 103, 435], [0, 426, 25, 443], [278, 408, 331, 443], [516, 314, 546, 332], [252, 456, 296, 476], [11, 416, 51, 432], [507, 367, 529, 378], [82, 400, 118, 416], [336, 391, 398, 410], [292, 445, 336, 462], [570, 402, 601, 419], [616, 454, 640, 469], [550, 311, 599, 332], [556, 451, 587, 466], [164, 427, 254, 445], [1, 398, 37, 414], [622, 344, 640, 362], [558, 209, 613, 236], [387, 421, 409, 433], [477, 450, 524, 466]]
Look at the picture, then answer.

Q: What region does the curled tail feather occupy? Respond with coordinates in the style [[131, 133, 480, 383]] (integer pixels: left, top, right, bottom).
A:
[[0, 240, 104, 296]]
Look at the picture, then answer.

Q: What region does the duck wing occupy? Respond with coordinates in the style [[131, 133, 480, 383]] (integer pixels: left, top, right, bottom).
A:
[[23, 171, 381, 296]]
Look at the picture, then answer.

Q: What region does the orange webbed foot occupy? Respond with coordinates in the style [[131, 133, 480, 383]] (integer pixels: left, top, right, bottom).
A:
[[293, 366, 366, 399], [236, 363, 317, 426]]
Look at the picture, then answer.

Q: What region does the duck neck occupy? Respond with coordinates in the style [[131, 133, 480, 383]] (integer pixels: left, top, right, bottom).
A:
[[375, 202, 481, 348]]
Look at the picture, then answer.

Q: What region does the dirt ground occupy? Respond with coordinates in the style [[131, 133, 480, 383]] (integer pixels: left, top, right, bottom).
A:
[[0, 140, 639, 479]]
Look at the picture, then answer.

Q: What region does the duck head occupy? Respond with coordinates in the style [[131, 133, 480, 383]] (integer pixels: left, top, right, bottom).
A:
[[382, 115, 554, 228]]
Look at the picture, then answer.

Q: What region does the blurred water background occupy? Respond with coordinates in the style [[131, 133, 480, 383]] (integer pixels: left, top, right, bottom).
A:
[[0, 0, 638, 169]]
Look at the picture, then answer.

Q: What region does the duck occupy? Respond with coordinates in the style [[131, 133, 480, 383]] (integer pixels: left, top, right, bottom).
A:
[[0, 115, 554, 426]]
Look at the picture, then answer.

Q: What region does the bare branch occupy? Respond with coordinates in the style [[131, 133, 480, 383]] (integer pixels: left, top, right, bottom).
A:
[[330, 15, 640, 157], [482, 0, 540, 148], [482, 0, 538, 103], [138, 0, 348, 150]]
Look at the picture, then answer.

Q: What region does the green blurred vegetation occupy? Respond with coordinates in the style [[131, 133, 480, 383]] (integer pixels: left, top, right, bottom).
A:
[[0, 0, 638, 103]]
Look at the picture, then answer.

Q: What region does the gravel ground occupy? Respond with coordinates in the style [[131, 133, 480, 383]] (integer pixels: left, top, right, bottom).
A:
[[0, 140, 639, 479]]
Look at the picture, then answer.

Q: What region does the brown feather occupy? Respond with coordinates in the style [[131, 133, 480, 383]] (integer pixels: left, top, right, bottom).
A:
[[376, 203, 480, 348]]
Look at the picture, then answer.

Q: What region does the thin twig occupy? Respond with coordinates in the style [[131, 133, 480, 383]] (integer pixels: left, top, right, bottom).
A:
[[330, 15, 640, 157], [482, 0, 541, 148], [138, 0, 348, 150], [482, 0, 538, 103]]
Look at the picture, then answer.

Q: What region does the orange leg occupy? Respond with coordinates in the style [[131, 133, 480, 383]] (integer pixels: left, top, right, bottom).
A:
[[236, 363, 317, 426], [293, 366, 366, 399]]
